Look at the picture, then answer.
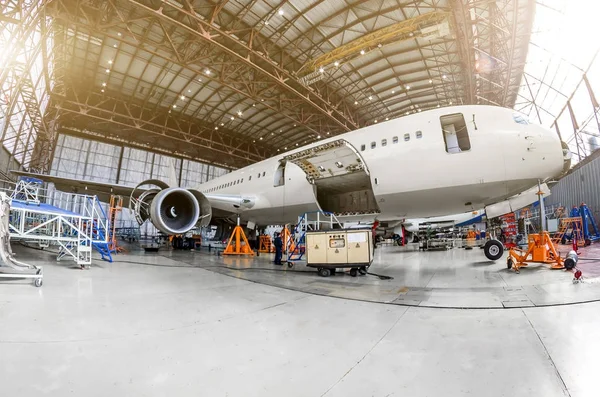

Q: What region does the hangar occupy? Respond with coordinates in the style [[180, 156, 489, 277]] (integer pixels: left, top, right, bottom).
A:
[[2, 0, 600, 395]]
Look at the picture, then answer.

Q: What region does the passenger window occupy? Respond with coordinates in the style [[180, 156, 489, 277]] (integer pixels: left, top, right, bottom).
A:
[[416, 130, 422, 139], [393, 136, 398, 144], [257, 173, 260, 178], [241, 178, 244, 183], [371, 141, 376, 149], [441, 113, 470, 153], [361, 144, 365, 151], [404, 133, 410, 141], [382, 139, 387, 147], [262, 172, 265, 177], [249, 176, 252, 181]]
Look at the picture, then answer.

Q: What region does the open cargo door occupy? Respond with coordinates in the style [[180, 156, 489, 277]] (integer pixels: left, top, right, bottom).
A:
[[282, 140, 380, 216]]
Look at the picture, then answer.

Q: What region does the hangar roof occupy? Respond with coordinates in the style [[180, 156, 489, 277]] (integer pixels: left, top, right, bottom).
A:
[[23, 0, 536, 169]]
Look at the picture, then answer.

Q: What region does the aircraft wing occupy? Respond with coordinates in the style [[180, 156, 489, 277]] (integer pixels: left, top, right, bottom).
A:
[[10, 171, 253, 216], [11, 171, 137, 205]]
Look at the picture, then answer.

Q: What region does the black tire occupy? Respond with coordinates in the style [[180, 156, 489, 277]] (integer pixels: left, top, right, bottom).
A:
[[330, 268, 337, 275], [318, 268, 331, 277], [564, 259, 576, 270], [358, 266, 367, 275], [349, 268, 358, 277], [507, 258, 514, 269], [484, 239, 504, 261]]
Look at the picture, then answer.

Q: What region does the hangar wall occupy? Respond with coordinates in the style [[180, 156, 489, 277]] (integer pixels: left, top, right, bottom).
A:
[[50, 134, 230, 235], [545, 150, 600, 220], [50, 134, 229, 187]]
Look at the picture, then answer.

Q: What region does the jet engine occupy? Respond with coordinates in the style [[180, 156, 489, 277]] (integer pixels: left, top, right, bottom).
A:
[[129, 179, 212, 235]]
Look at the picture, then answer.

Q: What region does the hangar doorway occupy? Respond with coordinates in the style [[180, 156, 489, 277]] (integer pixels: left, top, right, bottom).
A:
[[282, 140, 380, 215]]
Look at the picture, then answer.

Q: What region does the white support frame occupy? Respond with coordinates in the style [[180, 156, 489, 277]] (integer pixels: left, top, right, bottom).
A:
[[3, 182, 110, 267], [10, 178, 43, 205]]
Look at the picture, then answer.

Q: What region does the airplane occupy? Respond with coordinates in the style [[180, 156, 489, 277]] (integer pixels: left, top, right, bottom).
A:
[[343, 209, 485, 243], [13, 105, 571, 261], [396, 209, 486, 243]]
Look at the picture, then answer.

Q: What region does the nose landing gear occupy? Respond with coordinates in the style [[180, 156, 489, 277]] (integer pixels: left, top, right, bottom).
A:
[[483, 239, 504, 261]]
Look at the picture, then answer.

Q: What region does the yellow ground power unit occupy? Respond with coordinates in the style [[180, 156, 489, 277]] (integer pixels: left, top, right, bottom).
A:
[[305, 229, 374, 277]]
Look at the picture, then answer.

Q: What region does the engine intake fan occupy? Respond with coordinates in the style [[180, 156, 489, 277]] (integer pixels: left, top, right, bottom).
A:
[[130, 179, 212, 235]]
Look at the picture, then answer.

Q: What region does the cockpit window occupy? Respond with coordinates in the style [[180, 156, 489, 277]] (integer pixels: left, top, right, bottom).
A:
[[513, 113, 529, 125]]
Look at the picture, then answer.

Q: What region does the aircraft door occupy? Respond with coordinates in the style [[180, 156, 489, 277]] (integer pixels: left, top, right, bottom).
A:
[[282, 140, 380, 216], [441, 113, 471, 153], [274, 161, 285, 187]]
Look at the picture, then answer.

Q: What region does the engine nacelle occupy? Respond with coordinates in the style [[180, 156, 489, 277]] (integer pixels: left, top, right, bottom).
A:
[[130, 180, 212, 235]]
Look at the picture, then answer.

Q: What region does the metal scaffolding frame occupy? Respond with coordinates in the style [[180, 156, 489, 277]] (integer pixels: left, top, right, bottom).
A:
[[12, 0, 600, 172], [5, 180, 110, 267], [0, 0, 57, 172], [0, 0, 539, 173]]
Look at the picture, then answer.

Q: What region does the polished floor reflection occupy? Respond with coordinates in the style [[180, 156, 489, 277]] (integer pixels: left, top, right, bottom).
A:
[[171, 244, 600, 308], [1, 246, 599, 396]]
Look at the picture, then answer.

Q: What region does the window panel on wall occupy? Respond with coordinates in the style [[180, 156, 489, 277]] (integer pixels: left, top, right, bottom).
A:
[[571, 84, 597, 129], [51, 135, 89, 179], [587, 57, 600, 95], [556, 110, 578, 158], [119, 147, 153, 186], [151, 153, 182, 184], [181, 159, 208, 188], [85, 141, 120, 183]]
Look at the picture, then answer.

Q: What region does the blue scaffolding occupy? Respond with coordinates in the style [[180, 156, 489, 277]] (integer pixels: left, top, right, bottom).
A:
[[573, 203, 600, 245]]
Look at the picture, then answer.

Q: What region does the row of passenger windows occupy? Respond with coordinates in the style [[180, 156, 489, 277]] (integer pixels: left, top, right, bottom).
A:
[[204, 171, 267, 193], [360, 130, 423, 151]]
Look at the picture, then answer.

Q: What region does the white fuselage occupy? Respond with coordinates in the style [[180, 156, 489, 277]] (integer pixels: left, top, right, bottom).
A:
[[199, 105, 566, 226]]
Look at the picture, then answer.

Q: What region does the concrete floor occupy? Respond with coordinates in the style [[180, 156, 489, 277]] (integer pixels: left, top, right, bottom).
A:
[[174, 244, 600, 308], [1, 246, 599, 396]]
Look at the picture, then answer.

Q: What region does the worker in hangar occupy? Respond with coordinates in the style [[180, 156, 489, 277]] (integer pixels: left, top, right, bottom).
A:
[[273, 232, 283, 265]]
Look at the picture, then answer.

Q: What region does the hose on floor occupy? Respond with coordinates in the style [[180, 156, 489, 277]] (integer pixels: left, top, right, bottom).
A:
[[366, 271, 394, 280]]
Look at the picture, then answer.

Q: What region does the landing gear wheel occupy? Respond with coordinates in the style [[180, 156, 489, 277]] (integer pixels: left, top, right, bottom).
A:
[[34, 278, 42, 287], [507, 258, 514, 270], [330, 268, 337, 275], [484, 240, 504, 261], [349, 268, 358, 277], [318, 268, 331, 277], [359, 266, 367, 275]]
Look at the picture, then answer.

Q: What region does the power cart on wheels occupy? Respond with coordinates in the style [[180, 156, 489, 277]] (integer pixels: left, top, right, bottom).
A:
[[305, 229, 374, 277]]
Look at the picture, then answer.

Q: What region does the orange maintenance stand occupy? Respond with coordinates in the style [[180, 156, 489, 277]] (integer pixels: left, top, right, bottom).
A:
[[506, 231, 564, 273]]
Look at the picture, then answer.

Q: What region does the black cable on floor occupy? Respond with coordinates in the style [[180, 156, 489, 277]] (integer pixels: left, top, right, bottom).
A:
[[366, 272, 394, 280]]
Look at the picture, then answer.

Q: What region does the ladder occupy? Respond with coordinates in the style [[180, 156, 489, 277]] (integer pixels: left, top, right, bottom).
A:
[[85, 196, 113, 262], [258, 234, 273, 253], [551, 216, 584, 247], [287, 211, 342, 262], [108, 195, 124, 253]]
